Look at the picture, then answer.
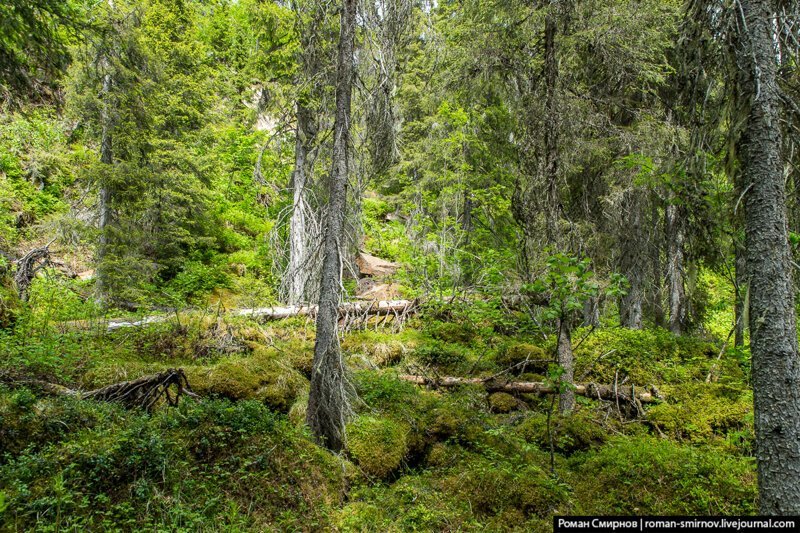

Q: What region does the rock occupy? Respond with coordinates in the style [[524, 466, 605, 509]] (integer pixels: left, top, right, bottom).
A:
[[77, 269, 95, 281], [356, 252, 398, 278]]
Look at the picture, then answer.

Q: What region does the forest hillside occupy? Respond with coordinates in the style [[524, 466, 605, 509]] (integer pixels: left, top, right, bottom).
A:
[[1, 0, 799, 529]]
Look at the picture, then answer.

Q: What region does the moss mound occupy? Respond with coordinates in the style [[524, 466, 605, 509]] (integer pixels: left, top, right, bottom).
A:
[[646, 383, 752, 446], [516, 410, 609, 454], [347, 416, 410, 478], [494, 343, 548, 372], [186, 349, 307, 412], [488, 392, 519, 413]]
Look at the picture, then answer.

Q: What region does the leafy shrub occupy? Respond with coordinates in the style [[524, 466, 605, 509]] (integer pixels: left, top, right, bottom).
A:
[[165, 260, 230, 300]]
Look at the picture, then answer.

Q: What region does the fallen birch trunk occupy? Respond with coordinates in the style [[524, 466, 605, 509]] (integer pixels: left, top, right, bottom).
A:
[[105, 299, 417, 331], [398, 374, 661, 403]]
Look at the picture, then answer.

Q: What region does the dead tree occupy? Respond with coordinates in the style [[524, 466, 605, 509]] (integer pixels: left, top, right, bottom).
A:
[[306, 0, 358, 452]]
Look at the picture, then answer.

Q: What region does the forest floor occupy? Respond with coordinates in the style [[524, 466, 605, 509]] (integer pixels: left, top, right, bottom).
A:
[[0, 274, 758, 531]]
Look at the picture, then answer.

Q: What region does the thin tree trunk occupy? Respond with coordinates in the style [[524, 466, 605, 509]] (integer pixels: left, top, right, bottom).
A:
[[650, 199, 665, 329], [543, 8, 560, 245], [287, 105, 314, 305], [735, 0, 800, 514], [557, 318, 574, 413], [306, 0, 357, 452], [666, 203, 686, 335], [96, 68, 113, 302], [620, 191, 644, 329]]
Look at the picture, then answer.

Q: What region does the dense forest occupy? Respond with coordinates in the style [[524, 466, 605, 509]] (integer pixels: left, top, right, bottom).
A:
[[1, 0, 800, 529]]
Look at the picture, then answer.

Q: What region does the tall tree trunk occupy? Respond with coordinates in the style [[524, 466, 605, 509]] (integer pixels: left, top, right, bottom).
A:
[[735, 0, 800, 514], [543, 8, 560, 245], [650, 199, 665, 328], [96, 68, 113, 302], [666, 203, 686, 335], [306, 0, 357, 452], [557, 318, 574, 413], [287, 104, 315, 305], [619, 190, 644, 329]]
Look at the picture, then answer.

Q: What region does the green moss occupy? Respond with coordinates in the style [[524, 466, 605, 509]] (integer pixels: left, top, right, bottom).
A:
[[488, 392, 519, 413], [425, 320, 476, 344], [414, 340, 467, 369], [516, 410, 608, 454], [646, 383, 752, 446], [0, 398, 346, 530], [425, 442, 462, 468], [347, 416, 410, 478], [440, 458, 568, 518], [0, 283, 19, 328], [569, 327, 717, 385], [571, 436, 757, 514], [494, 343, 548, 372], [185, 350, 307, 412]]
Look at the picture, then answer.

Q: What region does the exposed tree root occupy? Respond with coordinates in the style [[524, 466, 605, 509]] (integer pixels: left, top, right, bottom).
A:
[[398, 374, 661, 404], [13, 242, 53, 301], [5, 369, 198, 411]]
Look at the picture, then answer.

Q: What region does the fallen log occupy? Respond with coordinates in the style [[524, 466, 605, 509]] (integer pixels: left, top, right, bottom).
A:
[[7, 369, 197, 411], [106, 299, 416, 331], [398, 374, 661, 404]]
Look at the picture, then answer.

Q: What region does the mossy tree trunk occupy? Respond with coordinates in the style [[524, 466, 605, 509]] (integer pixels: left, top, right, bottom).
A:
[[306, 0, 357, 452]]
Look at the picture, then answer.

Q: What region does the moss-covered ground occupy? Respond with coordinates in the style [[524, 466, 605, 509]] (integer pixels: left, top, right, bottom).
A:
[[0, 277, 757, 531]]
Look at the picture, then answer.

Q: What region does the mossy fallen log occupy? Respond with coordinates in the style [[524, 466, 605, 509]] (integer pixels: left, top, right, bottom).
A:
[[398, 374, 661, 403]]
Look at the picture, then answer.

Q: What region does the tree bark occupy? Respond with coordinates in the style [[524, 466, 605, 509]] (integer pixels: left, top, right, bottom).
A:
[[666, 203, 686, 335], [306, 0, 357, 452], [557, 318, 574, 413], [619, 190, 644, 329], [96, 67, 114, 302], [734, 240, 748, 347], [735, 0, 800, 514], [287, 104, 316, 305], [543, 7, 560, 245]]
